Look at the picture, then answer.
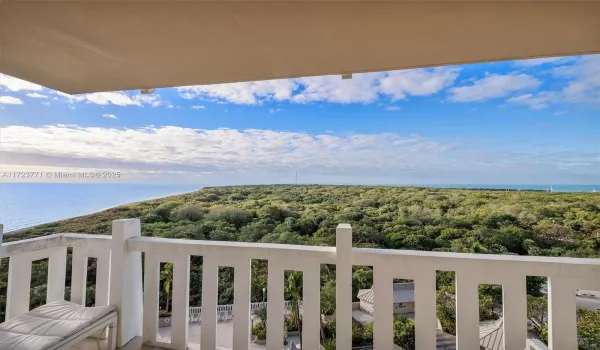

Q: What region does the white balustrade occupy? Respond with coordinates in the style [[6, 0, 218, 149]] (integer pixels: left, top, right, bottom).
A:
[[1, 219, 599, 350]]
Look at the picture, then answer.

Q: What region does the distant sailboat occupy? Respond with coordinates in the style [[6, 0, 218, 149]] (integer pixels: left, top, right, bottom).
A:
[[593, 187, 597, 193]]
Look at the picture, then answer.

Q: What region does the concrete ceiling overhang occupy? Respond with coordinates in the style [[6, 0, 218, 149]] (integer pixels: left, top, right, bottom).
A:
[[1, 1, 599, 94]]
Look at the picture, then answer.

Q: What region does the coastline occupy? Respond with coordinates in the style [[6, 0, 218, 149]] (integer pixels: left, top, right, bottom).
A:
[[3, 183, 597, 234], [3, 186, 201, 234]]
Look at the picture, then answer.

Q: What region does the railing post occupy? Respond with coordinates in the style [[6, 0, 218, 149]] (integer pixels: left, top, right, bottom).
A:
[[6, 254, 31, 320], [109, 219, 143, 347], [373, 264, 393, 350], [415, 270, 437, 350], [548, 277, 577, 350], [456, 272, 479, 350], [171, 255, 191, 349], [71, 248, 88, 305], [47, 246, 67, 303], [502, 276, 527, 350], [336, 223, 353, 350]]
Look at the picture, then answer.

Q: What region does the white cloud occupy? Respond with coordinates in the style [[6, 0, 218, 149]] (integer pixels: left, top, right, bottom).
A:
[[551, 55, 600, 105], [177, 80, 297, 105], [379, 67, 460, 100], [385, 106, 402, 111], [26, 92, 49, 99], [41, 101, 51, 106], [102, 114, 118, 119], [191, 105, 205, 110], [269, 108, 281, 113], [513, 56, 578, 67], [508, 92, 557, 110], [0, 125, 455, 174], [292, 74, 382, 104], [0, 74, 43, 92], [53, 91, 166, 107], [448, 73, 540, 102], [1, 125, 597, 184], [176, 68, 460, 105], [132, 94, 162, 107], [0, 96, 23, 105]]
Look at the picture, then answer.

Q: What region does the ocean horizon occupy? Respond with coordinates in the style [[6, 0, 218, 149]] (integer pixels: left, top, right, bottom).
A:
[[0, 183, 597, 233]]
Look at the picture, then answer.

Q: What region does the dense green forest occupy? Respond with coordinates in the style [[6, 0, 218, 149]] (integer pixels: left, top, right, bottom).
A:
[[3, 185, 600, 348]]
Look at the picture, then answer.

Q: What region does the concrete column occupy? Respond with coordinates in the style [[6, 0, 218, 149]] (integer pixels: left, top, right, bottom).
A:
[[47, 246, 67, 303], [171, 255, 190, 349], [336, 224, 353, 350], [266, 261, 284, 350], [456, 272, 479, 350], [233, 257, 251, 350], [548, 277, 577, 350], [109, 219, 143, 348], [302, 262, 321, 350], [142, 253, 160, 346], [374, 264, 394, 350], [6, 254, 31, 319], [503, 276, 527, 350], [415, 269, 437, 350], [95, 249, 112, 307], [70, 248, 88, 305], [201, 256, 219, 350]]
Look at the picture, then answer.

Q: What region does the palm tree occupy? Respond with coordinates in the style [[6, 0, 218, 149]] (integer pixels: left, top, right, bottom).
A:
[[160, 263, 174, 314], [286, 271, 303, 348]]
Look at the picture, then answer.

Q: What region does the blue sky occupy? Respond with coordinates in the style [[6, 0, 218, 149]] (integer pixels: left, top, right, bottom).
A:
[[0, 55, 598, 185]]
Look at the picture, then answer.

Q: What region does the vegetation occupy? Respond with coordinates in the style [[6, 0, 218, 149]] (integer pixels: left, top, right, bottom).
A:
[[2, 185, 600, 347]]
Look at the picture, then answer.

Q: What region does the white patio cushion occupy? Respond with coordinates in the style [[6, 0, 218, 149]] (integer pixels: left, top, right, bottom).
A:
[[0, 300, 116, 350]]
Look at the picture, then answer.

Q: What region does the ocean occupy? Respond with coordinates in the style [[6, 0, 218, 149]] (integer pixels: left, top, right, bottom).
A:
[[0, 183, 597, 233], [0, 183, 199, 233]]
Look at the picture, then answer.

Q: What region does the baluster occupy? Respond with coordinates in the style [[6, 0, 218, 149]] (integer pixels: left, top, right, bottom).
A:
[[302, 262, 321, 350], [456, 272, 480, 350], [142, 253, 160, 346], [95, 249, 111, 306], [503, 276, 527, 350], [373, 264, 394, 350], [233, 257, 251, 350], [71, 248, 88, 305], [6, 254, 31, 319], [171, 255, 190, 349], [47, 246, 67, 302], [266, 262, 284, 350], [201, 256, 219, 350], [548, 277, 577, 350], [336, 224, 353, 350], [415, 269, 437, 350]]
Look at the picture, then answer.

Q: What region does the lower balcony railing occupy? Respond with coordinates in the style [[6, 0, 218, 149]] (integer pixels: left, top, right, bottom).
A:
[[0, 219, 598, 350]]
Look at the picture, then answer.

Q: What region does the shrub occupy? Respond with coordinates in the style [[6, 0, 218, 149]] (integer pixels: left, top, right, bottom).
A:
[[252, 322, 266, 340], [142, 213, 164, 224], [322, 339, 336, 350], [153, 201, 181, 221], [170, 225, 206, 240], [171, 206, 204, 222], [205, 208, 254, 228]]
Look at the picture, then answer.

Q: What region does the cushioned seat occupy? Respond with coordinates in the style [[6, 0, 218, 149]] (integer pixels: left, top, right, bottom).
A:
[[0, 300, 116, 350]]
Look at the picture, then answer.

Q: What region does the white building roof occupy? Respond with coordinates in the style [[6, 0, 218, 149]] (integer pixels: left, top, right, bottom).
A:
[[357, 283, 415, 304]]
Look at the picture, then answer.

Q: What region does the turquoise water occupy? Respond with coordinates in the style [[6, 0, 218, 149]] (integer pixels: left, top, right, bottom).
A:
[[0, 183, 597, 232], [0, 183, 199, 232]]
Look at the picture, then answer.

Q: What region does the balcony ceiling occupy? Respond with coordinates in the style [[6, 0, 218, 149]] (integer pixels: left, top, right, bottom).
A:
[[1, 1, 600, 94]]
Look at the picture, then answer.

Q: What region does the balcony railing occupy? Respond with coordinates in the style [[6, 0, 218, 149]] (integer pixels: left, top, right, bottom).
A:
[[0, 219, 599, 350]]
